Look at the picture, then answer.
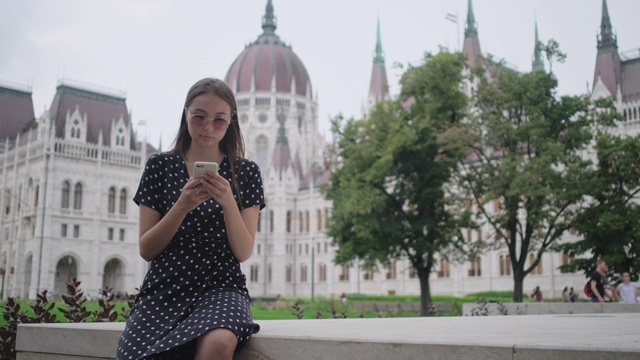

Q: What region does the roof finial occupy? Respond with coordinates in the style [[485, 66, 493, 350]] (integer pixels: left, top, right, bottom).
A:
[[262, 0, 277, 35], [465, 0, 478, 38], [374, 16, 385, 65], [532, 19, 544, 72], [597, 0, 617, 50]]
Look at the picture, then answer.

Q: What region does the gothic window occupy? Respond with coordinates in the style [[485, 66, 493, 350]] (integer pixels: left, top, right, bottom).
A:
[[108, 187, 116, 213], [339, 265, 349, 281], [468, 256, 482, 277], [267, 263, 272, 282], [250, 264, 259, 282], [438, 260, 450, 278], [256, 136, 268, 171], [319, 263, 327, 282], [61, 181, 70, 209], [269, 210, 274, 232], [298, 211, 304, 233], [317, 209, 322, 231], [305, 211, 310, 233], [119, 188, 127, 214], [286, 211, 292, 233], [386, 261, 397, 280], [286, 265, 292, 283], [300, 264, 308, 282], [363, 267, 374, 280], [73, 183, 82, 210], [529, 254, 543, 275]]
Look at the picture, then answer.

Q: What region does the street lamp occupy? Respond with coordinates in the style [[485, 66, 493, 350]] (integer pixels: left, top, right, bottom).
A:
[[36, 147, 51, 295]]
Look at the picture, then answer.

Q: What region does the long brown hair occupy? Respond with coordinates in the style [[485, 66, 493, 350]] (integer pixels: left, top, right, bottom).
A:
[[169, 78, 245, 205]]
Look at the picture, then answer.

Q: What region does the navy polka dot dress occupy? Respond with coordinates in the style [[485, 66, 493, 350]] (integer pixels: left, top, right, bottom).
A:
[[116, 153, 264, 359]]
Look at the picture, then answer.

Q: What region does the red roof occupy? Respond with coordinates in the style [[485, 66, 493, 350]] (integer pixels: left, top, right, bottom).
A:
[[225, 35, 311, 97], [593, 50, 622, 96], [49, 84, 133, 148], [0, 85, 35, 139], [368, 63, 389, 102], [621, 57, 640, 102]]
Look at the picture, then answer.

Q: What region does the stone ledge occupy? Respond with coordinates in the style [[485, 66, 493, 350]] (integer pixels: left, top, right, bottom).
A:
[[462, 302, 640, 316], [17, 314, 640, 360]]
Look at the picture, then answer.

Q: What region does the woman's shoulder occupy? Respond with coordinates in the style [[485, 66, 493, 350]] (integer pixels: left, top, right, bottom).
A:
[[147, 152, 182, 164], [233, 157, 261, 171]]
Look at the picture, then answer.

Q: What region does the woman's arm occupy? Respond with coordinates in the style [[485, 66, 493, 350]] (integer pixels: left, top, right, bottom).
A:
[[138, 178, 209, 261], [223, 204, 260, 262]]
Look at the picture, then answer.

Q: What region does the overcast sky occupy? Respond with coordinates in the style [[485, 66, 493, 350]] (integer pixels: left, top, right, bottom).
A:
[[1, 0, 639, 147]]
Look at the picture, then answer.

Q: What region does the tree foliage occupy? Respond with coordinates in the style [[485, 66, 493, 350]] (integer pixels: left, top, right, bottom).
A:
[[325, 51, 472, 315], [453, 41, 620, 302], [560, 134, 640, 280]]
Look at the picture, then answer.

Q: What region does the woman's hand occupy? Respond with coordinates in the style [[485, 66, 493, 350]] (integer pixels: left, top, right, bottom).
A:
[[176, 177, 211, 212], [199, 171, 235, 209]]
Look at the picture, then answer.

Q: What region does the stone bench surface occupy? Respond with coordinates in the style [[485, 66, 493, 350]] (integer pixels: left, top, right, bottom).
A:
[[17, 313, 640, 360]]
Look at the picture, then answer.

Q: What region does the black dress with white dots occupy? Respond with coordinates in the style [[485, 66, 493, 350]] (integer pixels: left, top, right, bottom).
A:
[[116, 153, 264, 359]]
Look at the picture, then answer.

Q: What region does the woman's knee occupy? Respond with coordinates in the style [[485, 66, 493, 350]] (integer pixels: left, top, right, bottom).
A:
[[197, 328, 238, 356]]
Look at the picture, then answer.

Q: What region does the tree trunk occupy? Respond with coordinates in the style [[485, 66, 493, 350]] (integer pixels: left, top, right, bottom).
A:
[[513, 271, 525, 302], [417, 268, 433, 316]]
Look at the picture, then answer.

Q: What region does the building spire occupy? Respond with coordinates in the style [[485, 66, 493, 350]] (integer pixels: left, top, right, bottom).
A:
[[373, 16, 385, 65], [364, 16, 390, 117], [262, 0, 277, 35], [464, 0, 478, 38], [462, 0, 482, 68], [597, 0, 617, 51], [532, 19, 545, 72]]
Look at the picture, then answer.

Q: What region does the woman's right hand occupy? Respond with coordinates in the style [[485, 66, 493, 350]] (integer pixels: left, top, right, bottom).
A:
[[175, 178, 211, 212]]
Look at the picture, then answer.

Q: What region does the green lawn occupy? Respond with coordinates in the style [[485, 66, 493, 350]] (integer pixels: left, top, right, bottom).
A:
[[1, 291, 534, 326]]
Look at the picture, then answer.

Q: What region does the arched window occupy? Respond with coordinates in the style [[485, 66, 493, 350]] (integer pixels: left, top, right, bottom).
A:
[[286, 211, 292, 233], [76, 128, 81, 138], [499, 255, 505, 276], [108, 187, 116, 213], [339, 265, 349, 281], [256, 136, 268, 172], [468, 256, 482, 277], [119, 189, 127, 214], [529, 254, 543, 275], [298, 211, 304, 233], [250, 264, 259, 282], [319, 263, 327, 282], [285, 265, 292, 283], [61, 181, 70, 209], [300, 264, 308, 282], [386, 261, 397, 280], [269, 210, 274, 232], [73, 183, 82, 210]]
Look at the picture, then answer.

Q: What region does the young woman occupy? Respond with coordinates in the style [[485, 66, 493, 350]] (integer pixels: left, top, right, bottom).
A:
[[116, 78, 264, 359]]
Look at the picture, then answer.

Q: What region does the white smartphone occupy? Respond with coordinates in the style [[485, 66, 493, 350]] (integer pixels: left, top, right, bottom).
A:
[[193, 161, 218, 178]]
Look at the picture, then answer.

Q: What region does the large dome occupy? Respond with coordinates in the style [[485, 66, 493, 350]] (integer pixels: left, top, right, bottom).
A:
[[225, 1, 312, 97]]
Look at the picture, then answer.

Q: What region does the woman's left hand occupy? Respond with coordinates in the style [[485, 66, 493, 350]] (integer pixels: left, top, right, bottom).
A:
[[199, 172, 234, 208]]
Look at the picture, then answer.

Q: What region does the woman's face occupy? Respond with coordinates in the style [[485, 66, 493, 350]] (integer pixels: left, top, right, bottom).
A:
[[185, 92, 232, 149]]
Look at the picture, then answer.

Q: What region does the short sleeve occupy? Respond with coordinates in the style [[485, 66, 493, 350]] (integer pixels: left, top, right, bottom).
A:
[[237, 159, 265, 211], [133, 154, 166, 214]]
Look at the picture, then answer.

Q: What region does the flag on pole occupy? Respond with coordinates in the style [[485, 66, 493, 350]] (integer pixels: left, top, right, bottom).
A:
[[445, 12, 458, 24]]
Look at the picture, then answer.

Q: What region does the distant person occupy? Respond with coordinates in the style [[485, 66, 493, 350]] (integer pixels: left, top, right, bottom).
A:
[[531, 286, 543, 302], [341, 292, 348, 305], [589, 260, 608, 303], [616, 272, 638, 304], [116, 78, 264, 359], [569, 287, 579, 303], [562, 287, 571, 302]]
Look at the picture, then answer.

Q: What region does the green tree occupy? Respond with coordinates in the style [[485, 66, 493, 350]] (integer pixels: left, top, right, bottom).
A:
[[453, 42, 618, 302], [325, 52, 471, 316], [560, 134, 640, 279]]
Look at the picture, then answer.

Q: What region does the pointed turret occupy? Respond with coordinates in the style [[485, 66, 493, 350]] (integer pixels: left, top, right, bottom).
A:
[[592, 0, 621, 97], [462, 0, 482, 68], [272, 113, 292, 178], [262, 0, 277, 35], [532, 20, 545, 72], [366, 16, 390, 112]]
